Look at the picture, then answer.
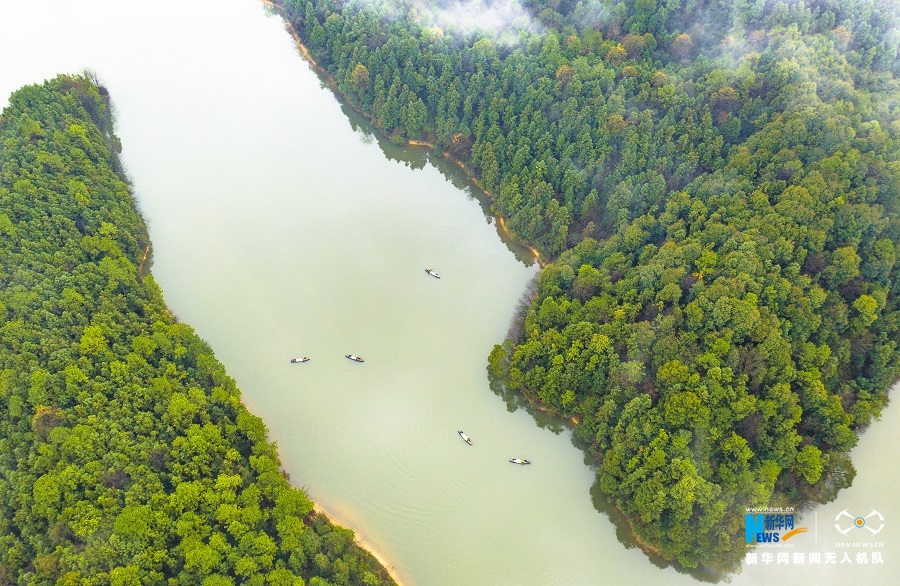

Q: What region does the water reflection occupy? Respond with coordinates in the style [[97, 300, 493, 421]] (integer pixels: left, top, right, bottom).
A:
[[320, 88, 540, 265], [488, 359, 738, 582]]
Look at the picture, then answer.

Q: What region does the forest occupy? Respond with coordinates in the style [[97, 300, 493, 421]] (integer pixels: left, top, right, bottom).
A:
[[0, 75, 395, 585], [276, 0, 900, 571]]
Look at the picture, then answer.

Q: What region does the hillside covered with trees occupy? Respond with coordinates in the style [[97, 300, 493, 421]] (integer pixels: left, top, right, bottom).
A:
[[276, 0, 899, 572], [0, 75, 395, 585]]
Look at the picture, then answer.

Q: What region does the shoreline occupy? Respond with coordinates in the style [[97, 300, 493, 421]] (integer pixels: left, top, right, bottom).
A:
[[403, 140, 545, 266], [517, 387, 581, 426], [137, 242, 151, 275], [260, 0, 322, 72], [261, 0, 544, 268], [312, 504, 406, 586], [496, 216, 543, 266]]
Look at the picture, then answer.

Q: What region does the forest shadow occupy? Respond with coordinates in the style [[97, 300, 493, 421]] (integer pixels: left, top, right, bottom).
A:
[[332, 98, 538, 266], [588, 478, 728, 583], [489, 365, 729, 583], [487, 366, 568, 435]]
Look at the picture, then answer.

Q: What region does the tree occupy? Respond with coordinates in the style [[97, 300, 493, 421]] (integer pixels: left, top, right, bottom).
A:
[[348, 63, 370, 94], [671, 33, 695, 62]]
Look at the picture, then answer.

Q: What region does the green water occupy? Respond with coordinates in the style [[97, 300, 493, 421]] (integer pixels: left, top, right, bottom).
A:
[[1, 1, 896, 584]]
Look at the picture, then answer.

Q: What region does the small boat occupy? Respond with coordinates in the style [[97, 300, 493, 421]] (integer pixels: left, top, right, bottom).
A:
[[345, 354, 364, 362], [458, 431, 473, 445], [425, 268, 440, 279], [509, 458, 531, 465], [290, 356, 310, 363]]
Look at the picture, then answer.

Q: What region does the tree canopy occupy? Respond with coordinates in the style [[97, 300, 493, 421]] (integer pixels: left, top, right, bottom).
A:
[[0, 75, 395, 585]]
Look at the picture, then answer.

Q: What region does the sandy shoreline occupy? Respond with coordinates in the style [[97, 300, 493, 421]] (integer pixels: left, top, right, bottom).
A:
[[496, 216, 543, 265], [312, 503, 406, 586]]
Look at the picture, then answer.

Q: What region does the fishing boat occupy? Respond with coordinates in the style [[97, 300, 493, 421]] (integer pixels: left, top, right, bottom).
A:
[[509, 458, 531, 465], [345, 354, 364, 362], [290, 356, 310, 363], [425, 268, 440, 279], [458, 431, 473, 445]]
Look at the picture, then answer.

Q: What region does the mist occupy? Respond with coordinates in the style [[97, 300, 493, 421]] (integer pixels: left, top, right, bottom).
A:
[[388, 0, 543, 43], [431, 0, 537, 34]]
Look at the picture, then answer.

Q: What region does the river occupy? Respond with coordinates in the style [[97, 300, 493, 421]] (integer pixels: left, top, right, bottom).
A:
[[0, 0, 896, 584]]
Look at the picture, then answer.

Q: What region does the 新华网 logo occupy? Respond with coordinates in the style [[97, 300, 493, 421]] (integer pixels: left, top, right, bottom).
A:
[[834, 509, 884, 536], [745, 512, 808, 543]]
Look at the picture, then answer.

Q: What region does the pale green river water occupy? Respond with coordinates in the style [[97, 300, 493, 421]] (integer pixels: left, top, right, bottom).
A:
[[0, 0, 896, 584]]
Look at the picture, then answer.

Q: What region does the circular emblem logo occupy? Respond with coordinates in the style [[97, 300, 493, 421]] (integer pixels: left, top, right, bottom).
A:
[[834, 509, 884, 536]]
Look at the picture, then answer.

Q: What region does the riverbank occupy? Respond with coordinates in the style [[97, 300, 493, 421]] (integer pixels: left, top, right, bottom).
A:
[[312, 504, 406, 586], [137, 242, 151, 275], [406, 139, 544, 265], [261, 0, 544, 268], [261, 0, 320, 70], [496, 216, 542, 266]]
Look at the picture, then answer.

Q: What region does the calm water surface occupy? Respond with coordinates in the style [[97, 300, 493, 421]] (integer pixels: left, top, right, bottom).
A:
[[1, 1, 896, 584]]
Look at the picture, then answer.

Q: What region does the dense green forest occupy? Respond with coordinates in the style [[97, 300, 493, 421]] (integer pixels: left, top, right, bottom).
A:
[[0, 75, 395, 585], [277, 0, 899, 571]]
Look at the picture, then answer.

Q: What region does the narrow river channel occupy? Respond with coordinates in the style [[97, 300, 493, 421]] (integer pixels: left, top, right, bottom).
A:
[[1, 0, 896, 584]]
